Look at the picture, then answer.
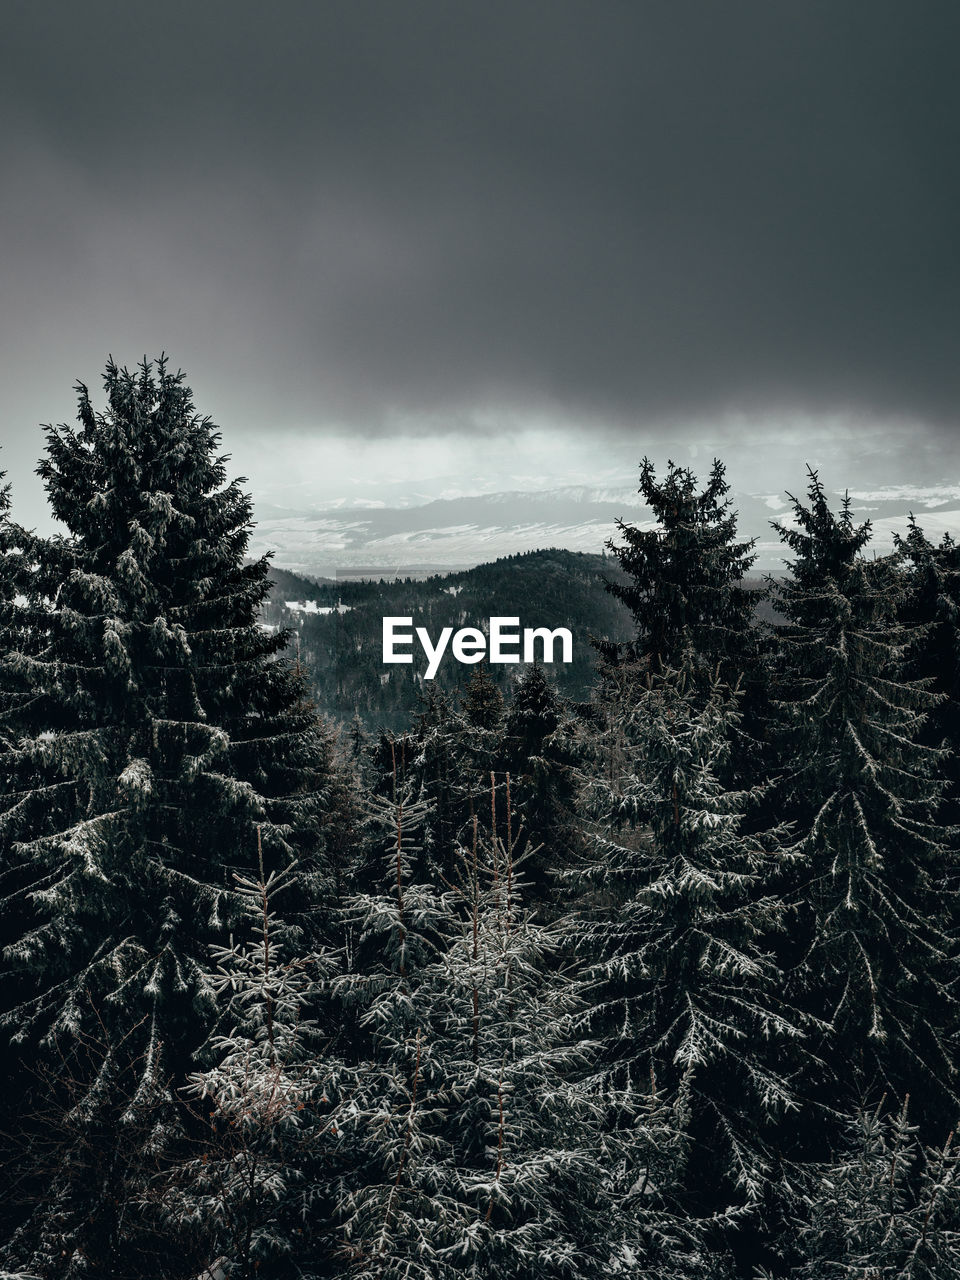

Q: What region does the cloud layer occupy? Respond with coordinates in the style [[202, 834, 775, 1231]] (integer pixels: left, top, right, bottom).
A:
[[2, 1, 958, 524]]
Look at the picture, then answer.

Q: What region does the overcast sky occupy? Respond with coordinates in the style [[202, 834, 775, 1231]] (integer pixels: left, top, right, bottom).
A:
[[2, 0, 959, 530]]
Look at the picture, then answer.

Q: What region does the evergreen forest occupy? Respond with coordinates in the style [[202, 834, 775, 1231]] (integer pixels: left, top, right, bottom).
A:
[[3, 358, 960, 1279], [258, 549, 638, 731]]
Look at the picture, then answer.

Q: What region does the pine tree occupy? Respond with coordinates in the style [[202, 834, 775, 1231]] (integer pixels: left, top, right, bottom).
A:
[[310, 717, 364, 923], [0, 470, 44, 1243], [149, 833, 347, 1278], [454, 665, 506, 833], [0, 466, 30, 745], [770, 472, 959, 1139], [460, 663, 505, 733], [401, 671, 509, 892], [598, 458, 769, 801], [600, 458, 759, 689], [351, 730, 431, 901], [575, 665, 806, 1219], [412, 683, 463, 882], [346, 748, 444, 988], [333, 749, 451, 1275], [336, 780, 615, 1280], [500, 664, 580, 913], [0, 357, 331, 1270], [348, 711, 370, 766], [0, 465, 58, 946], [768, 1100, 960, 1279], [895, 515, 960, 822]]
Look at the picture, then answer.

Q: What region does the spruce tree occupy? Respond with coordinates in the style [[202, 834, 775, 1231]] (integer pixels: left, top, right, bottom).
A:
[[770, 472, 959, 1139], [0, 470, 71, 1256], [344, 749, 443, 987], [150, 838, 347, 1278], [0, 357, 331, 1271], [895, 515, 960, 822], [412, 683, 463, 881], [456, 665, 506, 833], [768, 1101, 960, 1279], [460, 663, 505, 733], [401, 670, 509, 892], [500, 664, 580, 912], [575, 665, 806, 1218], [336, 780, 614, 1280], [600, 458, 758, 689], [599, 458, 769, 799], [351, 729, 432, 900], [0, 468, 58, 885], [0, 466, 30, 743]]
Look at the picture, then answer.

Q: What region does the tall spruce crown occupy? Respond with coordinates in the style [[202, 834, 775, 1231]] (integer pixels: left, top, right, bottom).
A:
[[0, 357, 331, 1268]]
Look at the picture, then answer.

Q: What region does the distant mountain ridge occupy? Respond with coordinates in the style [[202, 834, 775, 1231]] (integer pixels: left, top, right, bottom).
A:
[[250, 481, 960, 578]]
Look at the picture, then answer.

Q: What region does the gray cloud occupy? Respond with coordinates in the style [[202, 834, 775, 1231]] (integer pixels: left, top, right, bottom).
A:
[[2, 0, 959, 525]]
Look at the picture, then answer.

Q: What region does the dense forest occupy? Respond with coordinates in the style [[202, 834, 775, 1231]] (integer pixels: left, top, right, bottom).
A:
[[3, 359, 960, 1279], [260, 550, 636, 730]]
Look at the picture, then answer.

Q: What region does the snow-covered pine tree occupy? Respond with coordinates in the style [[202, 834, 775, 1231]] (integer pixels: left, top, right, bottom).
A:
[[770, 472, 959, 1141], [0, 464, 38, 1023], [0, 466, 30, 742], [412, 683, 464, 882], [766, 1100, 960, 1279], [598, 458, 770, 802], [351, 730, 430, 898], [0, 357, 332, 1272], [500, 664, 581, 914], [336, 778, 616, 1280], [308, 716, 364, 926], [460, 663, 505, 734], [599, 458, 759, 689], [150, 832, 347, 1279], [895, 515, 960, 824], [335, 730, 448, 1106], [574, 663, 806, 1225], [344, 742, 443, 987], [0, 473, 87, 1259], [333, 744, 450, 1273], [0, 464, 54, 907], [348, 710, 370, 766], [453, 665, 507, 836], [403, 671, 508, 891]]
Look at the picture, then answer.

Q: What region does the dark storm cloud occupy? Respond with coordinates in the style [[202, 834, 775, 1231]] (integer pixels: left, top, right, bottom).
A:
[[2, 0, 959, 462]]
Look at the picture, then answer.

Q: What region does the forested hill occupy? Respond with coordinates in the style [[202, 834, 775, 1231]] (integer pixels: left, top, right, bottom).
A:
[[262, 548, 634, 728]]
